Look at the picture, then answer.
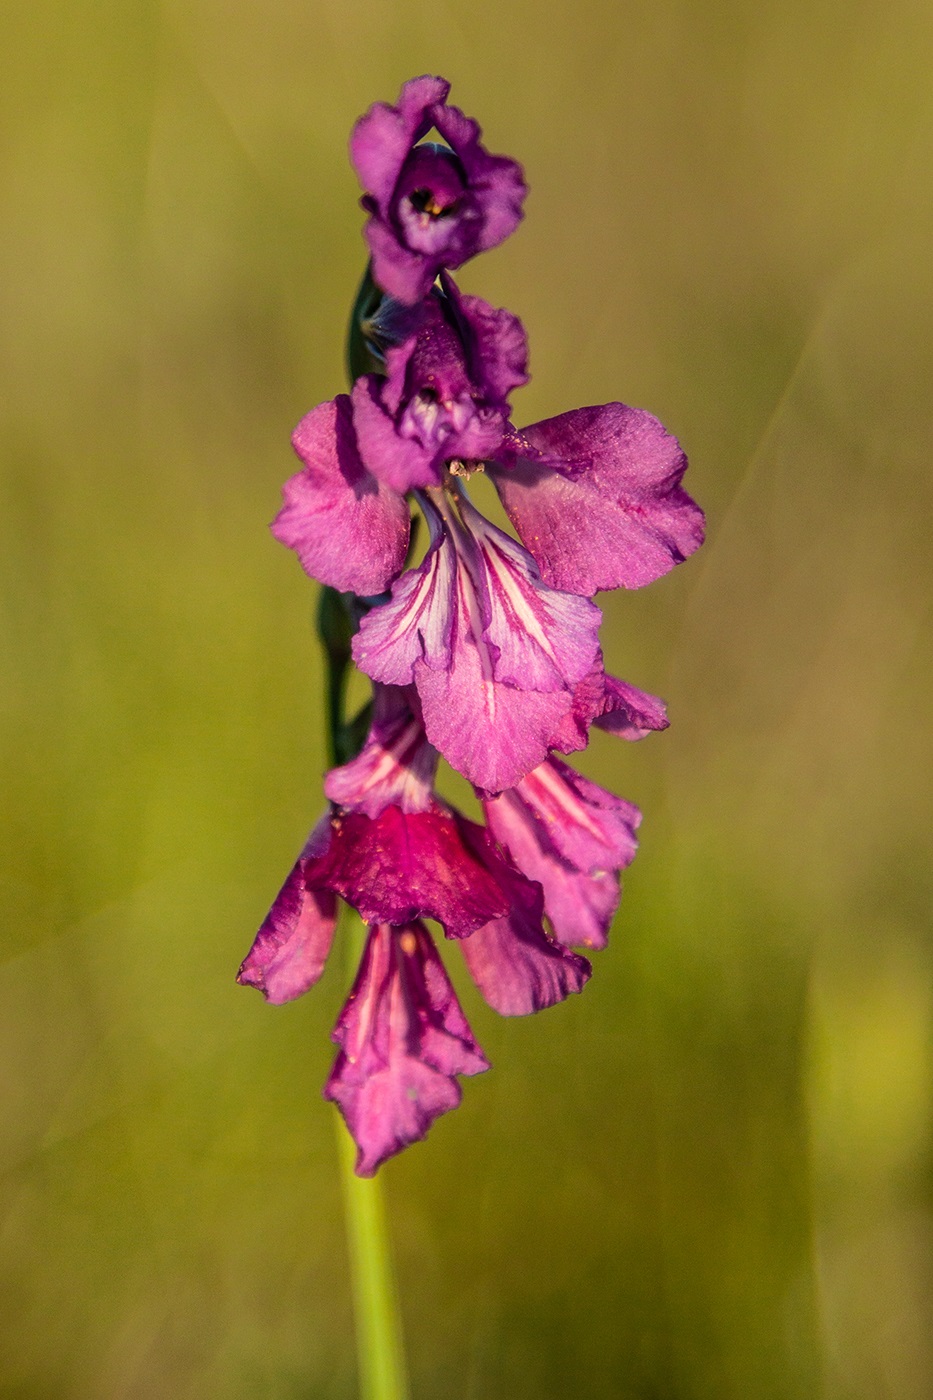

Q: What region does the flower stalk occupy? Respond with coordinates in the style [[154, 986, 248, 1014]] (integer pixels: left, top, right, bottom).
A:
[[335, 912, 410, 1400]]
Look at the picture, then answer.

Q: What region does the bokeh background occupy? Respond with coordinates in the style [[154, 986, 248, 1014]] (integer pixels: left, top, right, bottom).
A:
[[2, 1, 932, 1395]]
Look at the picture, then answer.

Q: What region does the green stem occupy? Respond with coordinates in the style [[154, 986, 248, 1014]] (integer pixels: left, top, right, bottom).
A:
[[334, 913, 410, 1400], [320, 260, 411, 1400]]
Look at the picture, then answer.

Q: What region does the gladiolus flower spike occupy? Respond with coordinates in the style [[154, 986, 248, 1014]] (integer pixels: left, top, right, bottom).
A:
[[238, 76, 704, 1176]]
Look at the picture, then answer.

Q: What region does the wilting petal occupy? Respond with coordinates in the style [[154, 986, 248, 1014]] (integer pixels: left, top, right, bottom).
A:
[[490, 403, 704, 593], [272, 396, 410, 595], [237, 818, 337, 1004], [483, 758, 641, 950], [308, 807, 512, 939], [324, 684, 439, 817], [460, 869, 591, 1015], [325, 922, 489, 1176]]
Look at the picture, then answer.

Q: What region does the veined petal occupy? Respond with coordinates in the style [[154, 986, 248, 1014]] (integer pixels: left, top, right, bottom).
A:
[[490, 403, 704, 593], [236, 818, 337, 1004], [324, 684, 439, 817], [458, 493, 601, 693], [324, 921, 489, 1176], [272, 396, 410, 595], [410, 530, 571, 791], [483, 757, 640, 950], [352, 498, 457, 686], [460, 870, 591, 1015]]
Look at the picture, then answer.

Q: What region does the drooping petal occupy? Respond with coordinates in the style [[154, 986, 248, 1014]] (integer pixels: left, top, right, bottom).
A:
[[490, 403, 705, 594], [460, 869, 591, 1015], [325, 922, 489, 1176], [324, 684, 439, 817], [595, 674, 670, 740], [307, 806, 512, 939], [237, 818, 337, 1004], [549, 657, 670, 753], [483, 757, 641, 950], [272, 396, 410, 595], [414, 635, 573, 795]]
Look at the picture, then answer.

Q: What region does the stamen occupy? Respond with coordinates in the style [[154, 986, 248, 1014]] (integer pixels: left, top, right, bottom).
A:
[[447, 458, 485, 479]]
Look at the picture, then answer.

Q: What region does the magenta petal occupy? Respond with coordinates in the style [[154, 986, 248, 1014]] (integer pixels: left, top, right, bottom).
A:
[[460, 871, 591, 1015], [459, 495, 601, 693], [441, 273, 529, 403], [350, 76, 449, 212], [415, 644, 572, 794], [491, 403, 705, 593], [351, 375, 443, 492], [550, 660, 670, 752], [272, 397, 410, 595], [483, 758, 641, 950], [237, 820, 338, 1004], [324, 922, 489, 1176], [595, 675, 669, 740], [431, 105, 527, 254], [352, 505, 457, 687], [308, 807, 511, 939], [324, 684, 439, 817]]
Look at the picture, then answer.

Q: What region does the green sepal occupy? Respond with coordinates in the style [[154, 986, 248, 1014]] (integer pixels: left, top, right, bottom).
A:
[[346, 263, 387, 384]]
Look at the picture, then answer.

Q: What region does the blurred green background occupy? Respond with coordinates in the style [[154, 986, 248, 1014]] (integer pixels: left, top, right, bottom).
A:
[[2, 1, 932, 1396]]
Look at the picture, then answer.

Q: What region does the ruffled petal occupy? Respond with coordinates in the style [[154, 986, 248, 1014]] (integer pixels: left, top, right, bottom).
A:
[[350, 77, 526, 304], [550, 658, 670, 752], [324, 922, 488, 1176], [460, 871, 591, 1015], [350, 75, 449, 213], [491, 403, 704, 593], [441, 273, 529, 403], [432, 105, 527, 254], [272, 396, 410, 595], [236, 818, 337, 1004], [308, 807, 511, 939]]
